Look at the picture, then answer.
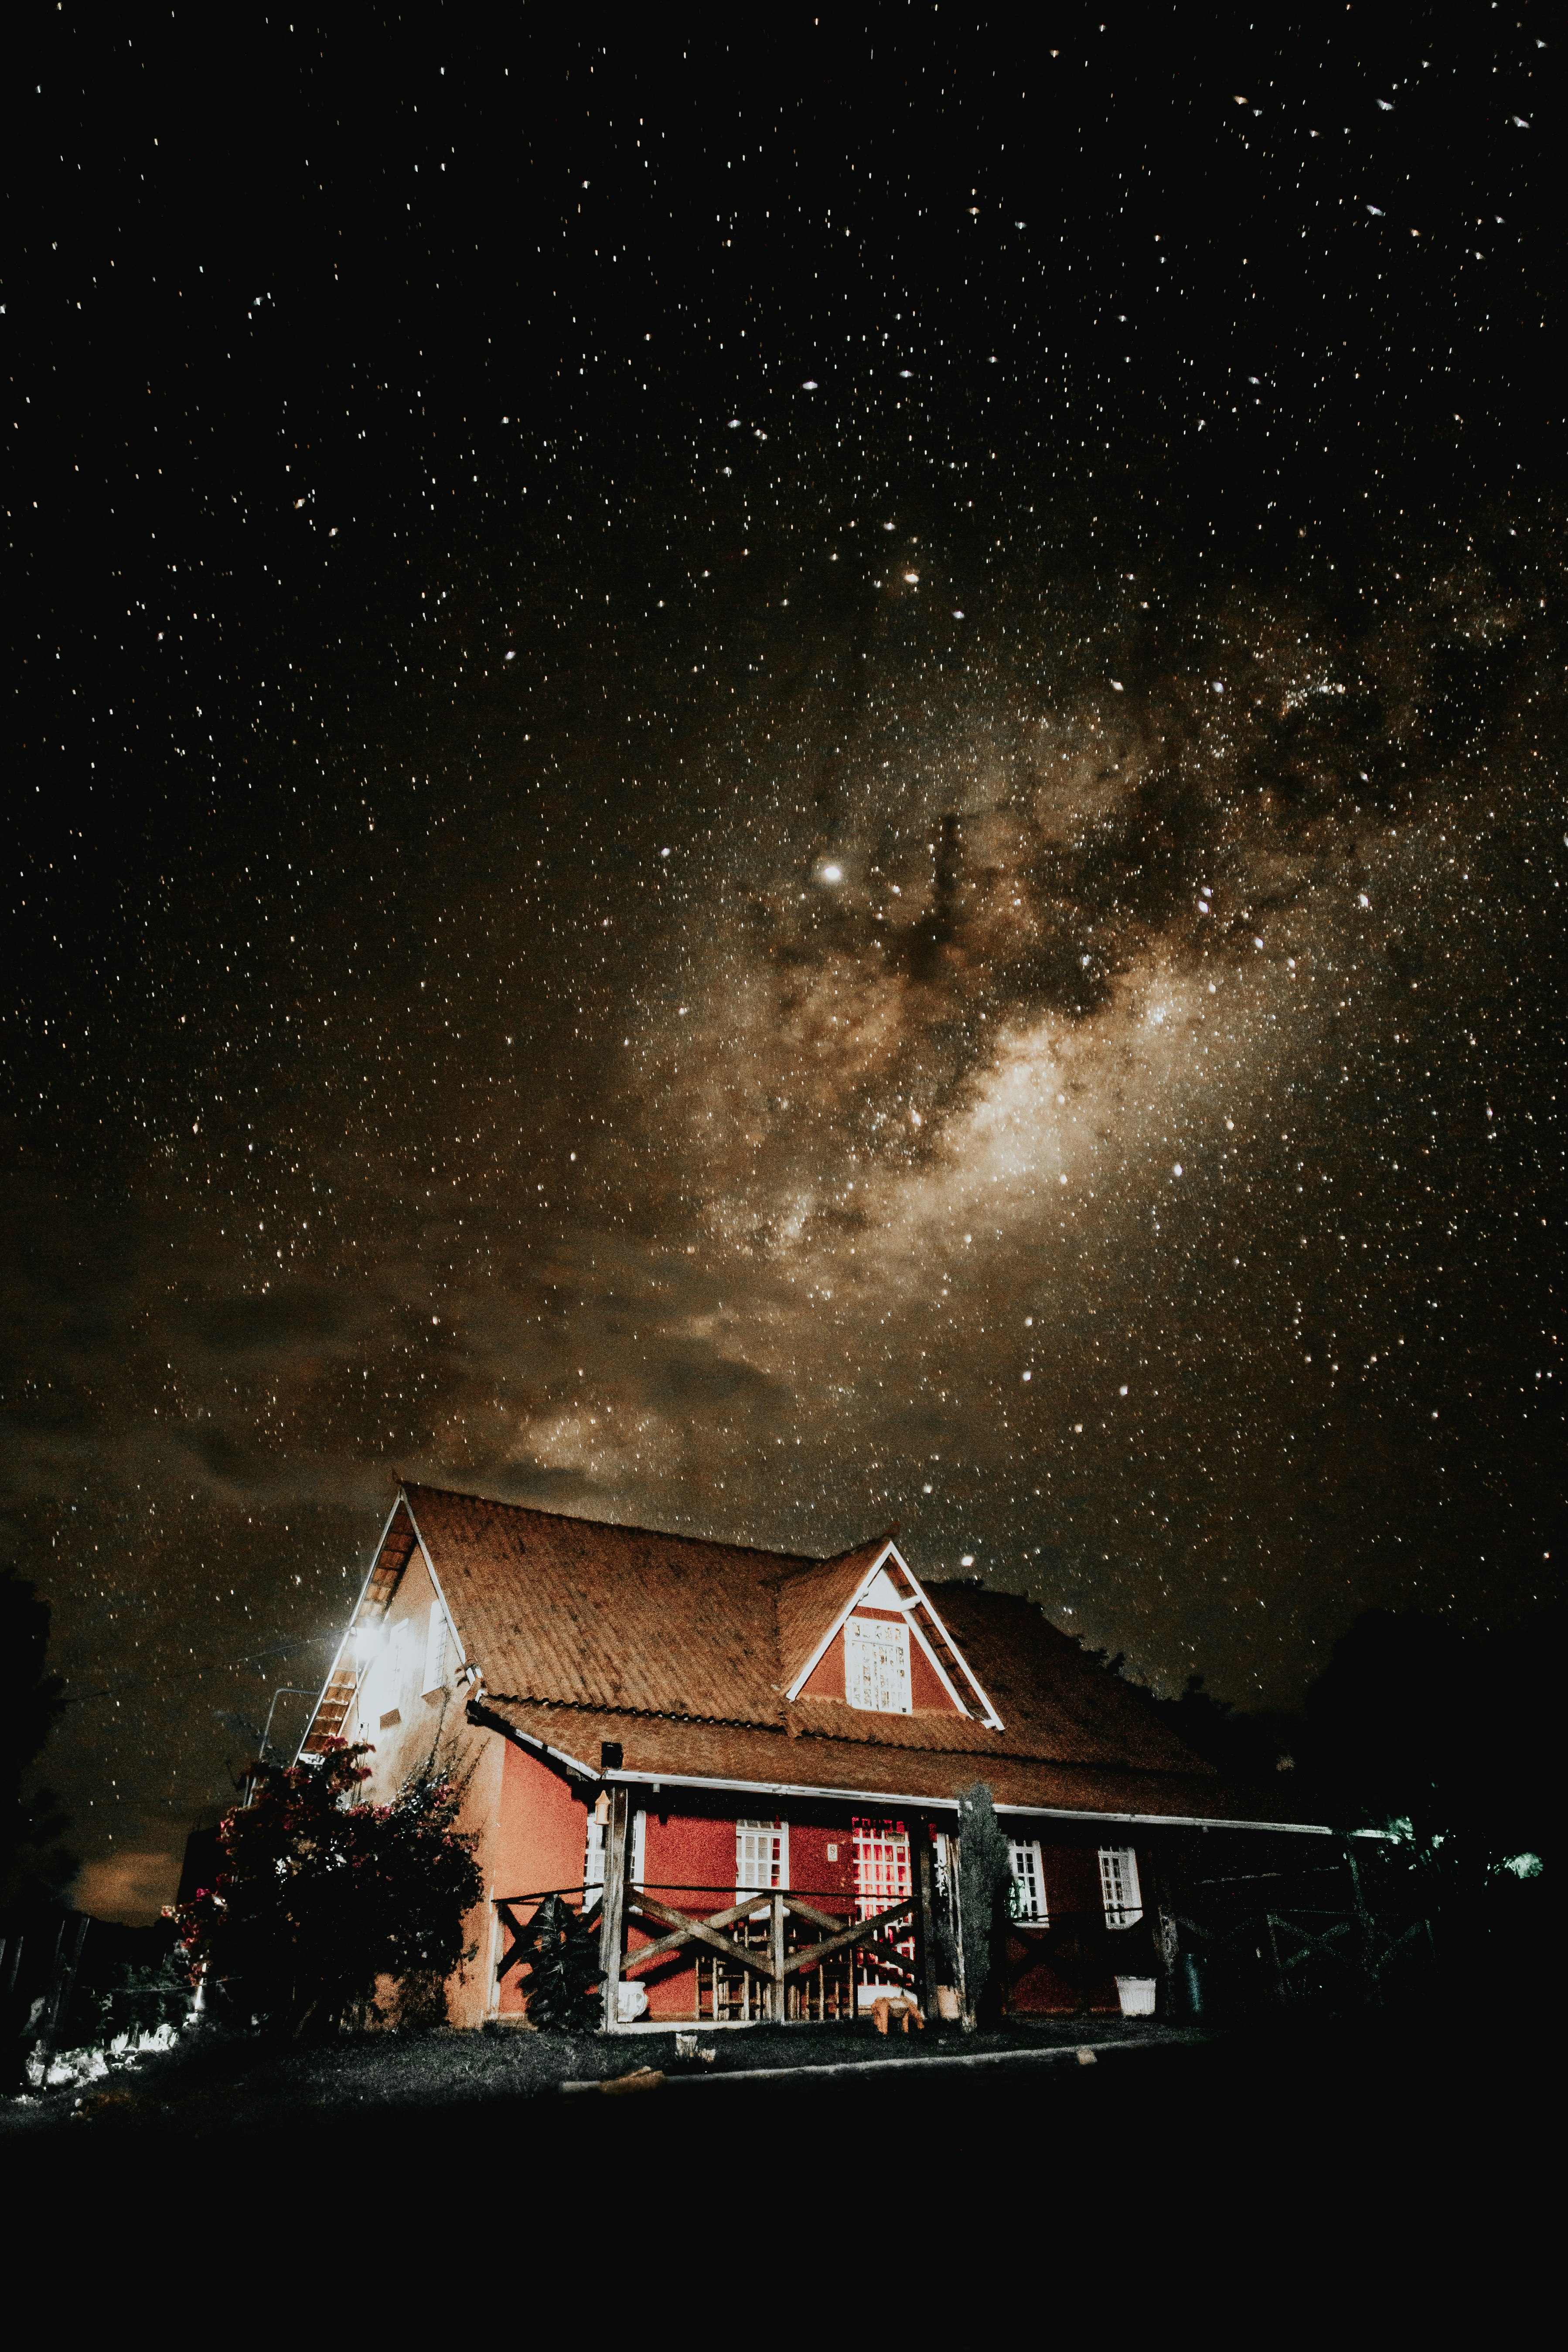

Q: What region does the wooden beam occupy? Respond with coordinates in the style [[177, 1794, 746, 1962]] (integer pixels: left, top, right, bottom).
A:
[[778, 1899, 916, 1980], [770, 1891, 786, 2023], [599, 1787, 630, 2029], [626, 1892, 783, 1980]]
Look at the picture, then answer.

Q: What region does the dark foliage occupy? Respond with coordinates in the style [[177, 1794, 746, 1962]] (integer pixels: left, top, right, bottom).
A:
[[172, 1738, 483, 2037], [0, 1568, 76, 1923], [505, 1894, 603, 2032], [1298, 1606, 1554, 1976]]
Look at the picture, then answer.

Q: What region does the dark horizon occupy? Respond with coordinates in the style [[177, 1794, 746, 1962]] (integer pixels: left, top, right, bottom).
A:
[[7, 9, 1560, 1922]]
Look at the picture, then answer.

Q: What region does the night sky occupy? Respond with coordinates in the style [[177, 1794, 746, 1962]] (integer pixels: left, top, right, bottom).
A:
[[8, 10, 1561, 1921]]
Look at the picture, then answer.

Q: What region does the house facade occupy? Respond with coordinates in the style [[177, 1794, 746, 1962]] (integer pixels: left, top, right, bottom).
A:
[[299, 1482, 1337, 2030]]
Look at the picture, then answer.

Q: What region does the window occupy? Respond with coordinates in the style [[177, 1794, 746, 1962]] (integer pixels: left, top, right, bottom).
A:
[[853, 1818, 914, 2001], [583, 1803, 645, 1902], [1098, 1846, 1143, 1929], [1009, 1838, 1049, 1925], [852, 1818, 911, 1919], [584, 1810, 606, 1902], [736, 1819, 788, 1895], [844, 1614, 912, 1714], [422, 1601, 449, 1694]]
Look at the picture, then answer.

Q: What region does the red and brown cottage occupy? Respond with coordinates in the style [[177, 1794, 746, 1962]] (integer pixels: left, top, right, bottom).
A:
[[299, 1482, 1335, 2030]]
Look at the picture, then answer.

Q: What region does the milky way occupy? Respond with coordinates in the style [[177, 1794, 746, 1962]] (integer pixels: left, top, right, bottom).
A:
[[7, 12, 1561, 1917]]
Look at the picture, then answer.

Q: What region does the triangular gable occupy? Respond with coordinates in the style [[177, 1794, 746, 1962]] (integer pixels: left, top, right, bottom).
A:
[[774, 1537, 890, 1693], [299, 1493, 422, 1754], [782, 1540, 1004, 1729]]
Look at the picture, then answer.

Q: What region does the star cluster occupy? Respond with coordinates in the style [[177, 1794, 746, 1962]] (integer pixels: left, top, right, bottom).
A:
[[6, 10, 1561, 1918]]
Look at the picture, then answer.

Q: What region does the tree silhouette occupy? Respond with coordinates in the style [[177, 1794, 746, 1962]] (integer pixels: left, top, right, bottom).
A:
[[0, 1566, 76, 1923]]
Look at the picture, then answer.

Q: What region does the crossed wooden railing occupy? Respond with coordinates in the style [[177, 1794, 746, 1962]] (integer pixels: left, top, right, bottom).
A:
[[492, 1883, 921, 2027], [625, 1887, 919, 2022]]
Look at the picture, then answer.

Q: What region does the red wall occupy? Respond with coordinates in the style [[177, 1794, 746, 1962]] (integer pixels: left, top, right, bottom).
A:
[[1005, 1841, 1127, 2016], [493, 1742, 590, 2018], [631, 1806, 864, 2020]]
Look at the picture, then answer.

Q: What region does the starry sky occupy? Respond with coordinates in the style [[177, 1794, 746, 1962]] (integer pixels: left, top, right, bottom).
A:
[[7, 9, 1562, 1920]]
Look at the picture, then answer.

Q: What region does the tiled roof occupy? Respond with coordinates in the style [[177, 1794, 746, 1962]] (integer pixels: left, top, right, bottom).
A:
[[406, 1482, 808, 1727], [477, 1696, 1299, 1827], [772, 1537, 891, 1690], [395, 1482, 1299, 1823]]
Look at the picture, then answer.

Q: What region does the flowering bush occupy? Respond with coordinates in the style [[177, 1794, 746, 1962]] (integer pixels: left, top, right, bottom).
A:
[[171, 1739, 483, 2038]]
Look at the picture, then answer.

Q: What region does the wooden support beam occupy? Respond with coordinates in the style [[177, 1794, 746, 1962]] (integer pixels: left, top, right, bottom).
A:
[[770, 1891, 786, 2023], [626, 1892, 781, 1979], [776, 1899, 916, 1981], [599, 1786, 630, 2030]]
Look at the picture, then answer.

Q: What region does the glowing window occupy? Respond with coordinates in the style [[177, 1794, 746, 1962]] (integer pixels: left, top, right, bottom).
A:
[[422, 1602, 448, 1694], [844, 1613, 912, 1714], [736, 1819, 788, 1895]]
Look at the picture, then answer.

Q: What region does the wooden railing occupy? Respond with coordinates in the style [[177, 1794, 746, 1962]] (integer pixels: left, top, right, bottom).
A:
[[491, 1880, 923, 2027]]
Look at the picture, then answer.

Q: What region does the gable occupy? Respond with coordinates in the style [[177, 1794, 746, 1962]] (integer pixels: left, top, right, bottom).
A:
[[780, 1539, 1003, 1728]]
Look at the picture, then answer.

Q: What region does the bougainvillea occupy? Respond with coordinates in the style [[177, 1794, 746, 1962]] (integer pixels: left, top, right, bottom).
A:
[[170, 1739, 483, 2037]]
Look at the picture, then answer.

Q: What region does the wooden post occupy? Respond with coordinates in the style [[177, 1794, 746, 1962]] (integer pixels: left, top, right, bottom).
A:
[[916, 1827, 940, 2021], [948, 1825, 971, 2028], [600, 1786, 630, 2032], [1343, 1834, 1381, 2007], [770, 1890, 786, 2022]]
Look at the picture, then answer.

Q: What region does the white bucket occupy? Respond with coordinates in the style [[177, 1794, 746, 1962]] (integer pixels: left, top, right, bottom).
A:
[[616, 1980, 649, 2021], [1115, 1976, 1157, 2017]]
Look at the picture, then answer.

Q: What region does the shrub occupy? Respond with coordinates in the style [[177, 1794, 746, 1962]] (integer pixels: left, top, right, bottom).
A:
[[955, 1782, 1014, 2024], [505, 1893, 603, 2032], [172, 1738, 482, 2037]]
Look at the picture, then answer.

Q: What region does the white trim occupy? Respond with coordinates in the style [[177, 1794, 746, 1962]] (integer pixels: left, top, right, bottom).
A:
[[474, 1706, 601, 1785], [912, 1582, 1005, 1728], [398, 1490, 471, 1688], [594, 1760, 1346, 1835], [784, 1540, 900, 1701], [782, 1539, 1005, 1729], [294, 1492, 408, 1760]]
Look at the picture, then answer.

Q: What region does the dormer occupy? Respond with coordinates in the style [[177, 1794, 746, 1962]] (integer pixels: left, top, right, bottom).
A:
[[778, 1539, 1003, 1728]]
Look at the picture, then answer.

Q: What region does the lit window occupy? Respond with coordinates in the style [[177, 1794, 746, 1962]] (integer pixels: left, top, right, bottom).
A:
[[845, 1614, 912, 1713], [422, 1602, 448, 1694], [853, 1817, 914, 2002], [1009, 1838, 1049, 1924], [1098, 1846, 1143, 1929], [584, 1803, 645, 1901], [737, 1819, 788, 1895]]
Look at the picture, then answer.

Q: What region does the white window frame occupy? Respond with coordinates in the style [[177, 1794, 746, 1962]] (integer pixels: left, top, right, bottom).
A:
[[1009, 1838, 1049, 1925], [422, 1601, 449, 1694], [736, 1818, 789, 1896], [1098, 1845, 1144, 1930], [844, 1613, 913, 1715], [584, 1803, 647, 1902]]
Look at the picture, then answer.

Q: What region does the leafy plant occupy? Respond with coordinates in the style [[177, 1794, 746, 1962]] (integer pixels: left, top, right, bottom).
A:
[[171, 1738, 483, 2038], [80, 1952, 192, 2052], [505, 1893, 603, 2032]]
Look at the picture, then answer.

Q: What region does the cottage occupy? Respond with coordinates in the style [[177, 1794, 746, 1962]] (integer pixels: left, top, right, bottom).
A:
[[298, 1482, 1337, 2029]]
